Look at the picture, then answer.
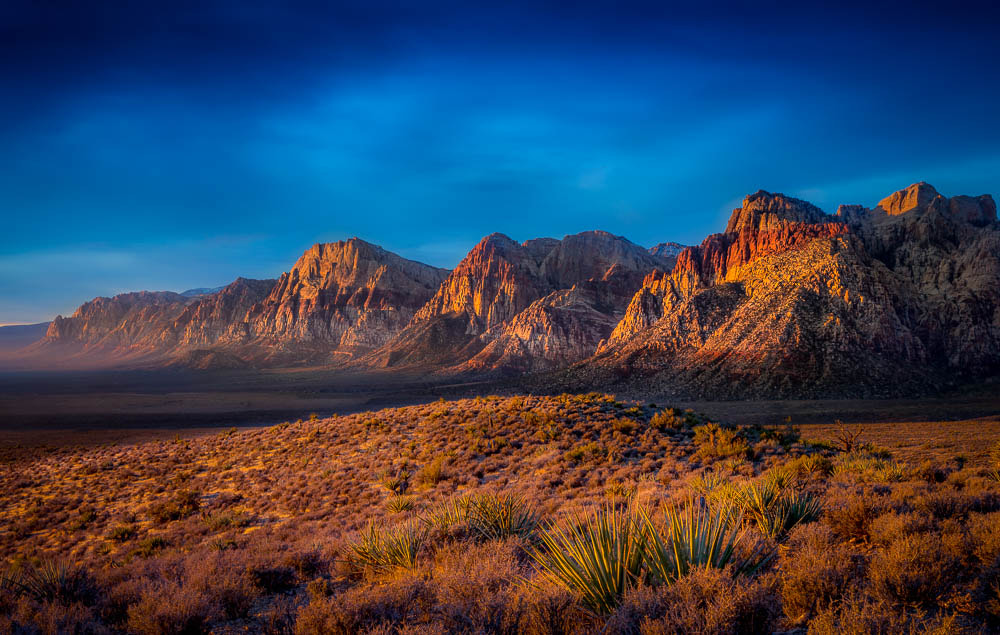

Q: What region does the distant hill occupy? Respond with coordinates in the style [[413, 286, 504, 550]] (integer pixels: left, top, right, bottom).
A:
[[0, 322, 50, 353]]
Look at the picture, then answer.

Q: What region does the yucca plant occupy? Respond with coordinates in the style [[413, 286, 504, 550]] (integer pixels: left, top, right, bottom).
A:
[[689, 471, 729, 497], [531, 506, 645, 615], [737, 480, 783, 518], [641, 498, 772, 584], [419, 496, 470, 533], [379, 470, 410, 494], [467, 493, 540, 541], [347, 520, 424, 572], [737, 480, 823, 538], [754, 492, 823, 538], [762, 466, 796, 489], [385, 495, 415, 513], [12, 561, 95, 604]]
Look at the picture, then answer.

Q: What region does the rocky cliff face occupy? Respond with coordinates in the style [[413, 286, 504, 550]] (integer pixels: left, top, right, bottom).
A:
[[35, 239, 448, 367], [243, 239, 448, 359], [583, 184, 1000, 398], [367, 231, 670, 371], [39, 285, 275, 366]]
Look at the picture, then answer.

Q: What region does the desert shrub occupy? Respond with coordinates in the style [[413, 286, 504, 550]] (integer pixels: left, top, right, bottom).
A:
[[203, 510, 252, 531], [423, 539, 528, 631], [607, 568, 780, 634], [808, 591, 952, 634], [693, 423, 751, 461], [294, 577, 434, 635], [869, 533, 960, 606], [134, 536, 169, 557], [346, 521, 425, 573], [385, 495, 415, 513], [612, 417, 638, 435], [825, 494, 881, 543], [564, 442, 604, 465], [786, 454, 834, 479], [67, 507, 98, 531], [649, 408, 686, 431], [867, 511, 935, 546], [531, 505, 645, 614], [126, 580, 213, 635], [967, 511, 1000, 565], [642, 499, 773, 584], [780, 523, 860, 624], [107, 523, 138, 542], [415, 455, 448, 487], [378, 470, 410, 494], [148, 490, 201, 523], [467, 492, 540, 542], [915, 460, 949, 483], [833, 452, 908, 482], [759, 423, 801, 447]]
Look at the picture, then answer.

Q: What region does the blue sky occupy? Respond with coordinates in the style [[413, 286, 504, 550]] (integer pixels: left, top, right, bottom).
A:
[[2, 1, 999, 323]]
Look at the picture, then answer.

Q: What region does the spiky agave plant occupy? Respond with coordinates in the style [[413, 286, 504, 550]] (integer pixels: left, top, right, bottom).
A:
[[641, 498, 773, 584], [419, 495, 471, 533], [11, 561, 95, 604], [531, 505, 646, 615], [347, 520, 425, 572], [385, 495, 415, 513], [467, 492, 540, 542], [738, 480, 823, 538]]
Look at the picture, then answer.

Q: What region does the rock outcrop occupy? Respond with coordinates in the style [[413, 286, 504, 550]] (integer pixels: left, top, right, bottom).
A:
[[367, 231, 670, 371], [581, 184, 1000, 398], [242, 239, 448, 360], [33, 239, 448, 367]]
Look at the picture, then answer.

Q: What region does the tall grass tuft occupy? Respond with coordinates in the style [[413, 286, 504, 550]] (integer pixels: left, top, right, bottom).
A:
[[467, 492, 540, 541], [642, 498, 772, 584], [531, 505, 645, 615]]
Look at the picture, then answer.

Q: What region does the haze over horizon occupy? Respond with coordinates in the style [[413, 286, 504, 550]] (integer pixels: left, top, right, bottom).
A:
[[2, 1, 999, 323]]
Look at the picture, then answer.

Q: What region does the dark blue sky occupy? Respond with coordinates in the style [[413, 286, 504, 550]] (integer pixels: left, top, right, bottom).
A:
[[2, 1, 999, 323]]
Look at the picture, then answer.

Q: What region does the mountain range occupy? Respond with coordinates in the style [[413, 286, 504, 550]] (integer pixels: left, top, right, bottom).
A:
[[9, 182, 999, 398]]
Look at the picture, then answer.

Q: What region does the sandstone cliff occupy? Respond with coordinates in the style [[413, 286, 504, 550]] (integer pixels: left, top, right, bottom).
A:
[[34, 238, 448, 367], [367, 231, 670, 371], [581, 184, 999, 398]]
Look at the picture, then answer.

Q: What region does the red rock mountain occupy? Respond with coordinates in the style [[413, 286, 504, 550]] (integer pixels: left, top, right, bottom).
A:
[[577, 183, 999, 398], [31, 239, 447, 367], [365, 230, 670, 371], [22, 182, 1000, 398]]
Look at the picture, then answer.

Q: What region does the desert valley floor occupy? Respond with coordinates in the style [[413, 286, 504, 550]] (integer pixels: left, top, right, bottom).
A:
[[2, 375, 1000, 633]]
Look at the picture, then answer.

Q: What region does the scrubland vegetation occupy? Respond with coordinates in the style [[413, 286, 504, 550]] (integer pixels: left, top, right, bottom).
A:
[[2, 393, 1000, 633]]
